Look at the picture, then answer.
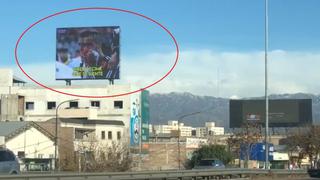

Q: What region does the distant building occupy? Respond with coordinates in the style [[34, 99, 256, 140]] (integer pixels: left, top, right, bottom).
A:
[[195, 127, 207, 137], [149, 124, 153, 134], [152, 120, 224, 138], [195, 122, 224, 137], [153, 120, 193, 137]]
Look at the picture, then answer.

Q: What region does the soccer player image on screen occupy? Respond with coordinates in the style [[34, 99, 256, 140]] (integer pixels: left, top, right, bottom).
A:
[[55, 26, 120, 80]]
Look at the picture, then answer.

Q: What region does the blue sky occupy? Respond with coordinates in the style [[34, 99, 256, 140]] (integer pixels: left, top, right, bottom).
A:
[[1, 0, 320, 97]]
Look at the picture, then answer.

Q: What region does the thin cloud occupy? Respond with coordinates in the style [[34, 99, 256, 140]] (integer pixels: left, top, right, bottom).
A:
[[9, 49, 320, 98]]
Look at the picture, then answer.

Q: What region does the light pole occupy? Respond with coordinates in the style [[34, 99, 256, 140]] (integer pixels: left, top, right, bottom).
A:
[[177, 111, 201, 170], [54, 99, 78, 171], [264, 0, 270, 170]]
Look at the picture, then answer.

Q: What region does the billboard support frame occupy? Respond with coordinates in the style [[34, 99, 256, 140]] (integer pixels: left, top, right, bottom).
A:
[[62, 79, 115, 86], [65, 80, 71, 86]]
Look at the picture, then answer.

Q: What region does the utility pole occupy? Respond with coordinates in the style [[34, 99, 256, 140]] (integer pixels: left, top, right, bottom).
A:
[[177, 111, 201, 169], [264, 0, 270, 170], [55, 99, 78, 171]]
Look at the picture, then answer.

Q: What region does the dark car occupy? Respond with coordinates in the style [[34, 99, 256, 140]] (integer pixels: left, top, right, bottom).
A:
[[193, 159, 225, 169], [0, 148, 20, 174]]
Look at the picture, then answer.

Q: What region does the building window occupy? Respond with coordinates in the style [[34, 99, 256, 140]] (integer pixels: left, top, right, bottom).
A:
[[191, 130, 196, 136], [17, 151, 25, 158], [91, 101, 100, 108], [38, 154, 44, 159], [47, 101, 56, 110], [69, 101, 78, 108], [101, 131, 105, 140], [108, 131, 112, 140], [0, 151, 15, 161], [75, 129, 90, 140], [114, 101, 123, 109], [117, 131, 121, 140], [26, 102, 34, 110]]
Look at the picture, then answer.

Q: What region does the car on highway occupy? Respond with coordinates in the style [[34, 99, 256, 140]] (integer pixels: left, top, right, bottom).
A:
[[193, 159, 225, 169], [0, 148, 20, 174]]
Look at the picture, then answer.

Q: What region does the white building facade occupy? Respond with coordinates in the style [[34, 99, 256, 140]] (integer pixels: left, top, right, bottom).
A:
[[153, 120, 193, 137], [0, 69, 150, 171], [0, 121, 55, 171], [205, 122, 224, 136], [153, 120, 225, 138], [58, 118, 126, 150], [0, 69, 150, 141]]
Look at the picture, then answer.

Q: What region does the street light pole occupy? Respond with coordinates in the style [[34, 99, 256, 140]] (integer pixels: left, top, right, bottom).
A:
[[54, 99, 78, 171], [177, 111, 201, 170], [264, 0, 270, 170]]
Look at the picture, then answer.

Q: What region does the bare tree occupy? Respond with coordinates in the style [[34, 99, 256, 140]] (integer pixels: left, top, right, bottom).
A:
[[59, 135, 132, 172], [283, 125, 320, 169], [85, 141, 132, 172], [228, 122, 263, 168]]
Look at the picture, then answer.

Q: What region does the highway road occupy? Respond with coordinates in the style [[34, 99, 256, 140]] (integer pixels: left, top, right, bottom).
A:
[[0, 169, 315, 180]]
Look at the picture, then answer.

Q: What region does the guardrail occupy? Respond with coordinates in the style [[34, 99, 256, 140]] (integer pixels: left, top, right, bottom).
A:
[[0, 169, 310, 180]]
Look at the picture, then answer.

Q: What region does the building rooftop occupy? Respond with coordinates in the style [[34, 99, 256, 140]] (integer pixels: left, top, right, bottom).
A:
[[0, 121, 54, 142], [48, 118, 125, 126], [149, 133, 173, 138], [0, 121, 29, 137]]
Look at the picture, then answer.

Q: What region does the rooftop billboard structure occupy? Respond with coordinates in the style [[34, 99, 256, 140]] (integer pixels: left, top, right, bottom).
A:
[[229, 99, 312, 128]]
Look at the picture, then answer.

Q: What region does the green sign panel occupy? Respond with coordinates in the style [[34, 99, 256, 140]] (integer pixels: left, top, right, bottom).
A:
[[141, 90, 150, 142]]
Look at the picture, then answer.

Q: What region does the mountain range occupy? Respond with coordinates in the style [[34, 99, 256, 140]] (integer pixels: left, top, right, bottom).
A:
[[149, 92, 320, 128]]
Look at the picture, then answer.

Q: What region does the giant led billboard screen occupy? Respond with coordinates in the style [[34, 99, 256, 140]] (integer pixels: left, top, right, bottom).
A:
[[229, 99, 312, 128], [56, 26, 120, 80]]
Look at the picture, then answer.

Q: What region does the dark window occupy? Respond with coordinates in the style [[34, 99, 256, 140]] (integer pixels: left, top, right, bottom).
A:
[[75, 129, 86, 139], [108, 131, 112, 140], [47, 101, 56, 110], [114, 101, 123, 109], [191, 130, 196, 136], [91, 101, 100, 108], [26, 102, 34, 110], [69, 101, 78, 108], [101, 131, 105, 140], [117, 131, 121, 140], [17, 151, 25, 158]]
